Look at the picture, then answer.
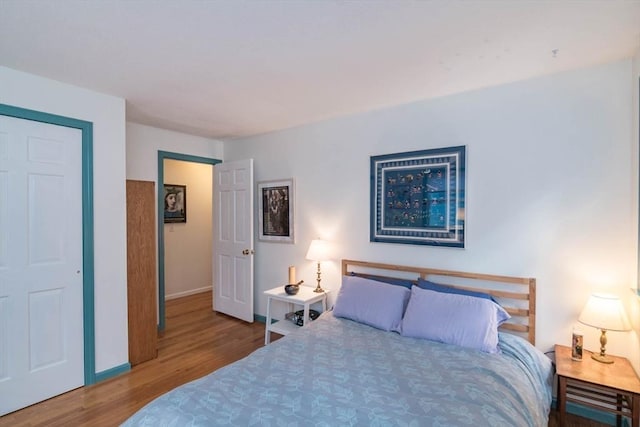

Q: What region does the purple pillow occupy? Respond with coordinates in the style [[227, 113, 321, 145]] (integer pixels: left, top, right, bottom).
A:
[[400, 286, 510, 353], [333, 275, 410, 332], [350, 272, 415, 289], [417, 278, 496, 302]]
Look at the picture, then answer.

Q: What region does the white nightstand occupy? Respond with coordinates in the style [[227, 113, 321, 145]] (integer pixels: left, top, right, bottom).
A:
[[264, 285, 329, 344]]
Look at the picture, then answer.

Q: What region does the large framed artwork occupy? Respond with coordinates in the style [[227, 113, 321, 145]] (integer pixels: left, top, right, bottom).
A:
[[370, 146, 465, 247], [163, 184, 187, 223], [258, 179, 295, 243]]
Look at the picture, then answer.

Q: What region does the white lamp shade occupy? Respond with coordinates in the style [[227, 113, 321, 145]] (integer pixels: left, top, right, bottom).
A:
[[305, 239, 330, 262], [578, 293, 631, 332]]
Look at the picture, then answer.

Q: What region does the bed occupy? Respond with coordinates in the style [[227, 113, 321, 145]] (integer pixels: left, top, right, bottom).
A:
[[122, 259, 553, 426]]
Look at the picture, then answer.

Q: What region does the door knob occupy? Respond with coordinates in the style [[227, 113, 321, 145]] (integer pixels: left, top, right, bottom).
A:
[[242, 249, 254, 255]]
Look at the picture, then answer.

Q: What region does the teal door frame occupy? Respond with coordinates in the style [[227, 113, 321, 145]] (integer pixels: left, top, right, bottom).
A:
[[157, 151, 221, 330], [0, 103, 97, 385]]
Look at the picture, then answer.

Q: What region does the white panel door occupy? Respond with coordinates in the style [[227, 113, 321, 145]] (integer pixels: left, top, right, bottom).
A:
[[213, 159, 254, 322], [0, 116, 84, 415]]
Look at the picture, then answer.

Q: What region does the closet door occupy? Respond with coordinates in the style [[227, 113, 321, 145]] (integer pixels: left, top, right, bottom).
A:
[[126, 180, 157, 365], [0, 114, 84, 415]]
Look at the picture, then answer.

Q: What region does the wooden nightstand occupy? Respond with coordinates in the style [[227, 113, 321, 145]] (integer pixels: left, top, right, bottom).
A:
[[555, 344, 640, 427], [264, 286, 329, 345]]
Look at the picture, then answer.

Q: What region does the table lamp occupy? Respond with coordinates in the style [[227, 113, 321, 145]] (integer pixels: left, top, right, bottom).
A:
[[578, 293, 631, 364], [305, 239, 330, 293]]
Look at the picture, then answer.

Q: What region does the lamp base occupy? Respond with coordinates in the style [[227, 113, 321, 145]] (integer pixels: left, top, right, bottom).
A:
[[591, 353, 614, 364], [313, 261, 324, 293]]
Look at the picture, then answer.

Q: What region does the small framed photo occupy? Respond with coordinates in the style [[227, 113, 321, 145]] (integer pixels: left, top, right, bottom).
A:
[[370, 146, 465, 247], [163, 184, 187, 223], [258, 179, 294, 243]]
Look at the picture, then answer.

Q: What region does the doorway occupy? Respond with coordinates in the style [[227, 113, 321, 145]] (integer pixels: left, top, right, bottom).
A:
[[157, 151, 220, 330]]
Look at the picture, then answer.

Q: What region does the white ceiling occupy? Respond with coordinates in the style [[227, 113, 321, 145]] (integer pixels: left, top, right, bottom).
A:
[[1, 1, 639, 140]]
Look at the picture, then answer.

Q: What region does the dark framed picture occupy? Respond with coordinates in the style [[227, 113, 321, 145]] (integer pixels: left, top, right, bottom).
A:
[[370, 146, 465, 247], [258, 179, 294, 243], [163, 184, 187, 223]]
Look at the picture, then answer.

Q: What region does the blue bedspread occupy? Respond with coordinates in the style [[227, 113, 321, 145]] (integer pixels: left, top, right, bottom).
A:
[[122, 313, 553, 426]]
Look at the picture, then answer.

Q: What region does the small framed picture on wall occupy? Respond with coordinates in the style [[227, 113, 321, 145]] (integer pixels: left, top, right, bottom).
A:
[[164, 184, 187, 223], [258, 179, 294, 243]]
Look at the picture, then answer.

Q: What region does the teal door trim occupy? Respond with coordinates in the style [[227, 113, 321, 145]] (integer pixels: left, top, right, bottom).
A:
[[0, 103, 96, 385], [157, 151, 221, 330]]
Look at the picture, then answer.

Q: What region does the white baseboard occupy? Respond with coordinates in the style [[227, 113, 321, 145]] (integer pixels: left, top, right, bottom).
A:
[[165, 286, 211, 301]]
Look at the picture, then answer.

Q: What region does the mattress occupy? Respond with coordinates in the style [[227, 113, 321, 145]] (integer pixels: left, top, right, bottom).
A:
[[122, 312, 553, 426]]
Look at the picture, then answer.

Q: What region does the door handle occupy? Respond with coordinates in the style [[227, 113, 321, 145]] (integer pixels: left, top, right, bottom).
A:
[[242, 249, 255, 255]]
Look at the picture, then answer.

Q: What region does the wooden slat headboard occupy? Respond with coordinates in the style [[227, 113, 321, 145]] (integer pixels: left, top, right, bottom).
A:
[[341, 259, 537, 345]]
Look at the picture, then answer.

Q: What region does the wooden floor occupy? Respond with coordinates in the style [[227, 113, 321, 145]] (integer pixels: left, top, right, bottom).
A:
[[0, 291, 611, 427], [0, 291, 268, 427]]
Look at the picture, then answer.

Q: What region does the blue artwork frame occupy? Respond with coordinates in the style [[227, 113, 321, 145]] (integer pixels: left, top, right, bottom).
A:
[[370, 146, 465, 247]]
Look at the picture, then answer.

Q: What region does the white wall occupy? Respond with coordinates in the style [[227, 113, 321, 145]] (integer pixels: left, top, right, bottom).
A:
[[0, 66, 128, 373], [225, 59, 640, 367], [631, 46, 640, 372], [126, 122, 223, 181], [634, 47, 640, 296], [164, 159, 213, 299]]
